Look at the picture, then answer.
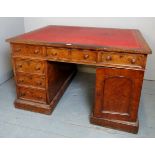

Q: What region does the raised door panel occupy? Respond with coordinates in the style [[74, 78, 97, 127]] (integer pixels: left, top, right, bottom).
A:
[[94, 67, 144, 121]]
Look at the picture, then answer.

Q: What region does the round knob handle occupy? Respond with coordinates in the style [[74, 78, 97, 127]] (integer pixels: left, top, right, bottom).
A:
[[35, 66, 41, 70], [16, 48, 21, 52], [131, 58, 136, 64], [18, 64, 23, 68], [34, 49, 39, 54], [52, 52, 57, 56], [19, 79, 24, 83], [37, 81, 42, 86], [20, 92, 26, 96], [106, 55, 112, 61], [84, 54, 89, 59], [38, 96, 43, 99]]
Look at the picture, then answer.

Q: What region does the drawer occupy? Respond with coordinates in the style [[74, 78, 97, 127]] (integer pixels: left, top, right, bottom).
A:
[[47, 47, 69, 60], [12, 44, 45, 57], [25, 45, 45, 57], [16, 73, 46, 88], [98, 52, 146, 68], [71, 49, 97, 63], [12, 44, 25, 55], [14, 58, 45, 74], [18, 86, 46, 103]]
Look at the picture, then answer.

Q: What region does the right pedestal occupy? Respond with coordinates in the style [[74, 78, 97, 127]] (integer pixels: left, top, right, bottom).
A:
[[91, 67, 144, 134]]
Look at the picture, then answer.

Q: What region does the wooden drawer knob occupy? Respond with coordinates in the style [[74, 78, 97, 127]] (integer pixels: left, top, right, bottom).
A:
[[131, 58, 136, 64], [15, 48, 21, 52], [20, 92, 26, 96], [38, 96, 43, 99], [18, 64, 23, 68], [106, 55, 112, 61], [52, 52, 57, 56], [84, 54, 89, 59], [19, 79, 24, 83], [35, 66, 41, 70], [37, 81, 42, 86], [34, 49, 39, 54]]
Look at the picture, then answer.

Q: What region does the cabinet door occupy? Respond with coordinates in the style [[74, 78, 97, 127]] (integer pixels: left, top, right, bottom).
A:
[[94, 67, 144, 122]]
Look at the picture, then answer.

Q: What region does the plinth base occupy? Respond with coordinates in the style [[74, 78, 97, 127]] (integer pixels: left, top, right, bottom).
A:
[[90, 113, 139, 134]]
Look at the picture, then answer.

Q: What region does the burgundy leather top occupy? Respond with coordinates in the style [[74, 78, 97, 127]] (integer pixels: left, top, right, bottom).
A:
[[14, 25, 142, 49]]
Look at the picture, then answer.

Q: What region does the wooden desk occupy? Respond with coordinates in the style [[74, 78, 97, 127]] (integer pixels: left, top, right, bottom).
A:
[[6, 25, 151, 133]]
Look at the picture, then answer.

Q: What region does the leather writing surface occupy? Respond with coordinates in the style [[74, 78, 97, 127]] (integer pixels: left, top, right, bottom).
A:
[[16, 25, 141, 49]]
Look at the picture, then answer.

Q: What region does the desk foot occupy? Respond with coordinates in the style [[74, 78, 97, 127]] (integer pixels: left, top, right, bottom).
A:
[[14, 99, 52, 114], [90, 113, 139, 134]]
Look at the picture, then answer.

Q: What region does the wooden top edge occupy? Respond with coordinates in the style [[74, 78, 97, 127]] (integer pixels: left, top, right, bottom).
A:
[[6, 39, 151, 54], [134, 29, 152, 54]]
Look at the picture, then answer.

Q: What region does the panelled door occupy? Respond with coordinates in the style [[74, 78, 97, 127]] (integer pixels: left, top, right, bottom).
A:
[[94, 67, 144, 122]]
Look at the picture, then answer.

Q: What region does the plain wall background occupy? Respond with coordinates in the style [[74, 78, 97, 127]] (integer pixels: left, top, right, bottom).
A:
[[24, 17, 155, 80], [0, 17, 24, 84]]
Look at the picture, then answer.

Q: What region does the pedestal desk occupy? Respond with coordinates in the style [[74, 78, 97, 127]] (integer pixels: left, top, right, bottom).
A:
[[6, 25, 151, 133]]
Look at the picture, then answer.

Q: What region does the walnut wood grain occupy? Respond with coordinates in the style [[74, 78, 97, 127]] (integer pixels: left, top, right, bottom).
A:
[[12, 44, 147, 70], [71, 49, 97, 63], [93, 67, 144, 123], [47, 47, 70, 60], [98, 52, 147, 69], [46, 61, 77, 104], [12, 44, 46, 57], [16, 72, 46, 88], [14, 58, 45, 75], [17, 86, 47, 104]]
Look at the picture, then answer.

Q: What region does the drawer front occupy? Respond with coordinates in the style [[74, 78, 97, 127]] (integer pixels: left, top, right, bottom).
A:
[[47, 47, 70, 60], [71, 49, 97, 63], [14, 58, 45, 74], [18, 86, 46, 103], [16, 73, 46, 88], [12, 44, 45, 57], [98, 52, 146, 68], [25, 45, 45, 57], [12, 44, 25, 55]]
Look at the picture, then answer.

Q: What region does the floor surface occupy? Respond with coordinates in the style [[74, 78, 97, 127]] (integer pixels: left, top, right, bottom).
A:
[[0, 72, 155, 138]]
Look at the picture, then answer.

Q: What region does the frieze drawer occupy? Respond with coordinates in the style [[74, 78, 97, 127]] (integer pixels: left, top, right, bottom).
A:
[[98, 52, 146, 68], [12, 44, 45, 57]]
